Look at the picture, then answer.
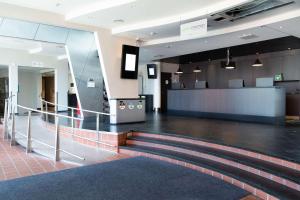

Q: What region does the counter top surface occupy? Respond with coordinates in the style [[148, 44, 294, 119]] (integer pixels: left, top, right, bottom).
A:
[[169, 87, 283, 91]]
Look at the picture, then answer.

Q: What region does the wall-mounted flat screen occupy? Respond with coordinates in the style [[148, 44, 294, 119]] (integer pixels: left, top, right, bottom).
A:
[[275, 74, 283, 82], [147, 64, 157, 79], [121, 45, 139, 79]]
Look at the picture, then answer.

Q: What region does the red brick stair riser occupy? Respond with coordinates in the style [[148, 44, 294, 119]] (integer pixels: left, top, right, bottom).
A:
[[126, 139, 300, 192], [131, 132, 300, 172]]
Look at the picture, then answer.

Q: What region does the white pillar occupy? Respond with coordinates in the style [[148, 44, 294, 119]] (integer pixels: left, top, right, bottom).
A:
[[55, 64, 69, 111], [153, 62, 161, 110], [8, 63, 18, 113]]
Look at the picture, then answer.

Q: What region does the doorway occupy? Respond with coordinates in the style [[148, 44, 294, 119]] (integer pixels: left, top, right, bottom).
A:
[[160, 72, 172, 113], [42, 75, 55, 110], [0, 66, 8, 116]]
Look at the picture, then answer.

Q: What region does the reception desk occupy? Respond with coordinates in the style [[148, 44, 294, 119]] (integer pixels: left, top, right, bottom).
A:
[[168, 87, 286, 124]]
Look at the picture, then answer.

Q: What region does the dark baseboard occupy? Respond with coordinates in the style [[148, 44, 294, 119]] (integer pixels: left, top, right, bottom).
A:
[[167, 110, 285, 125]]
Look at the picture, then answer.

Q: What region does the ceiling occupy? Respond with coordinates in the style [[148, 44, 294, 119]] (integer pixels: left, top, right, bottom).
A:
[[0, 36, 66, 57], [0, 0, 300, 63]]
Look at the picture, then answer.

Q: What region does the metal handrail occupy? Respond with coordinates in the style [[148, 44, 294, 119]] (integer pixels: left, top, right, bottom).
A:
[[40, 98, 112, 116], [3, 97, 117, 163], [17, 105, 83, 121]]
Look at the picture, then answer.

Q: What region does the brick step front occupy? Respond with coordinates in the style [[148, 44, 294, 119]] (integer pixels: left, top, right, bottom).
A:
[[120, 132, 300, 200]]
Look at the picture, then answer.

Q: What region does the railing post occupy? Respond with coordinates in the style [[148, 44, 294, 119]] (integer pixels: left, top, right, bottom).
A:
[[26, 111, 32, 153], [54, 116, 60, 161], [45, 102, 48, 123], [10, 107, 16, 146], [96, 113, 100, 142], [55, 92, 58, 114], [10, 92, 12, 117], [71, 108, 74, 135], [3, 99, 8, 139], [40, 99, 44, 120]]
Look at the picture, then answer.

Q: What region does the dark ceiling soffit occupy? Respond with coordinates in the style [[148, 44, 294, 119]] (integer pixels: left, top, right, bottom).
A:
[[160, 36, 300, 64]]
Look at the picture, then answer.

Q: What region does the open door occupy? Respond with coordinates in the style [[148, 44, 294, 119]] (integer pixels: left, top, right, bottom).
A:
[[42, 75, 55, 110]]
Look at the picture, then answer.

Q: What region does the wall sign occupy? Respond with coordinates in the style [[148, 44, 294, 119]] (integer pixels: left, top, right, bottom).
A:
[[87, 78, 95, 88], [180, 19, 207, 39]]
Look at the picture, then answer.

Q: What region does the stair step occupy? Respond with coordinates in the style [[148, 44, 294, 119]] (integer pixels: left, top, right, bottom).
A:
[[131, 132, 300, 172], [121, 145, 300, 200], [127, 136, 300, 186]]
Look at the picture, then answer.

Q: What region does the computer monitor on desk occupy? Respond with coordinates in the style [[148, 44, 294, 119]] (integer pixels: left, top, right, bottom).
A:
[[195, 81, 208, 89]]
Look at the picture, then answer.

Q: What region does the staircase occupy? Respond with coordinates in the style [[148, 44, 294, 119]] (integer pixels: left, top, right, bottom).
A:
[[120, 132, 300, 200]]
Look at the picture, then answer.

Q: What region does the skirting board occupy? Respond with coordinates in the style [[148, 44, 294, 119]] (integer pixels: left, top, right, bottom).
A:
[[167, 110, 285, 125]]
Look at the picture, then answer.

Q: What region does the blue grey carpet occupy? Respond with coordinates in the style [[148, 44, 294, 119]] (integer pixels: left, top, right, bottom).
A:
[[0, 157, 248, 200]]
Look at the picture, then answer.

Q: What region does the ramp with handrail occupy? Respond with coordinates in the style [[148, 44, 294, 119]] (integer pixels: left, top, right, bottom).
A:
[[2, 96, 118, 164]]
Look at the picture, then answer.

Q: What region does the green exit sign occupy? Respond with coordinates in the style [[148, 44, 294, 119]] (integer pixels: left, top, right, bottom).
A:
[[275, 74, 283, 81]]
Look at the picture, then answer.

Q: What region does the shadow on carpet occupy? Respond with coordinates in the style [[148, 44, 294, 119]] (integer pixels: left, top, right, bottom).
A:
[[0, 157, 249, 200]]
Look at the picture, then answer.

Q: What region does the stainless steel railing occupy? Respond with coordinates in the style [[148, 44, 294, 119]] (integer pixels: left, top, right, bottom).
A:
[[40, 98, 113, 143], [3, 97, 85, 161], [2, 95, 118, 163]]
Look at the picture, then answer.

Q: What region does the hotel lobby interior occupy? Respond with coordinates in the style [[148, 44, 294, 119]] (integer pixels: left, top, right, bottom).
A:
[[0, 0, 300, 199]]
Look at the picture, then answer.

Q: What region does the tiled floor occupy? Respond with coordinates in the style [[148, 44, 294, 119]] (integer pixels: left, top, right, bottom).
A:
[[0, 125, 130, 181], [62, 113, 300, 164]]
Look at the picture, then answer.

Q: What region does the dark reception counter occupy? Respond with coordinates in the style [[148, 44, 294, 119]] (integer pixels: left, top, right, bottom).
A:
[[167, 87, 286, 124]]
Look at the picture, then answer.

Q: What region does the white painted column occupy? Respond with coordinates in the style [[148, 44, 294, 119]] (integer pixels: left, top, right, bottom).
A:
[[153, 62, 161, 111], [8, 63, 18, 113], [55, 64, 69, 111]]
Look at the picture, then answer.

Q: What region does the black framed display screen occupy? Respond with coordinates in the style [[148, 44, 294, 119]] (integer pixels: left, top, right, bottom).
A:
[[147, 64, 157, 79], [121, 45, 140, 79]]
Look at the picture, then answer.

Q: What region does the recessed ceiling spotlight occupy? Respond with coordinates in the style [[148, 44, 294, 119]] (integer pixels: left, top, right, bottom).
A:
[[279, 26, 283, 29], [239, 33, 258, 40], [29, 47, 43, 54], [57, 54, 68, 60], [113, 19, 125, 23], [150, 32, 158, 36]]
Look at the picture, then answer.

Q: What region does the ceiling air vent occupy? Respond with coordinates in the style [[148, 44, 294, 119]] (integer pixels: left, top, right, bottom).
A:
[[213, 0, 294, 22], [239, 33, 259, 40], [214, 17, 226, 22]]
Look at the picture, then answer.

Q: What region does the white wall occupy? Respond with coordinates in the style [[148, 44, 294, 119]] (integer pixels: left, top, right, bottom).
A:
[[8, 63, 18, 111], [18, 69, 40, 113], [0, 48, 65, 69], [138, 62, 161, 109], [95, 31, 138, 99], [0, 47, 70, 111], [55, 63, 69, 111]]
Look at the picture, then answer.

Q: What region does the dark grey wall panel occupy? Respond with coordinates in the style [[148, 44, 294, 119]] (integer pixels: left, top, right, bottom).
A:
[[0, 18, 39, 39], [34, 24, 69, 44], [179, 50, 300, 93], [66, 30, 103, 113]]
